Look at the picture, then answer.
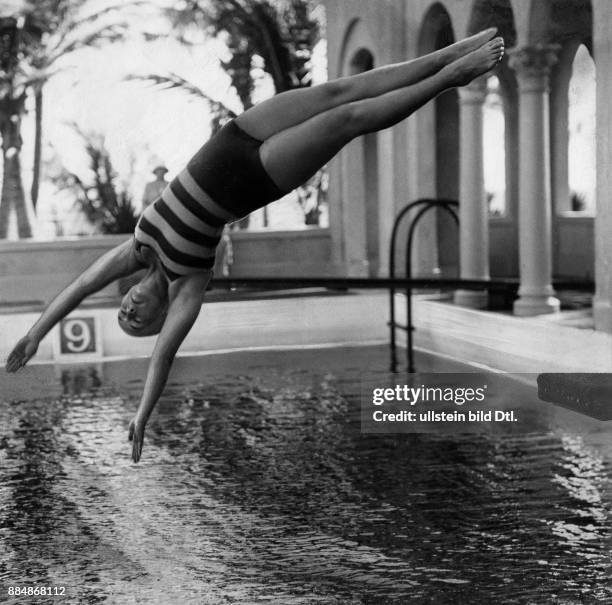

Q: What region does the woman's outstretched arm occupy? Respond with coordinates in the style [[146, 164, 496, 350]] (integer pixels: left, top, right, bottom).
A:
[[5, 238, 140, 372], [128, 271, 211, 462]]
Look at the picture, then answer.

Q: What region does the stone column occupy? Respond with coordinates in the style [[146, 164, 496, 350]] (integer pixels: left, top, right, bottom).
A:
[[454, 77, 489, 308], [509, 45, 561, 316], [592, 0, 612, 332]]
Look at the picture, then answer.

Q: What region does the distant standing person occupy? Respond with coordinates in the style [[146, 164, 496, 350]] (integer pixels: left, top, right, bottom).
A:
[[142, 165, 169, 210]]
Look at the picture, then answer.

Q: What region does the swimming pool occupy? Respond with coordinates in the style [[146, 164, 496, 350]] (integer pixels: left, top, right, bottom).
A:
[[1, 345, 611, 604]]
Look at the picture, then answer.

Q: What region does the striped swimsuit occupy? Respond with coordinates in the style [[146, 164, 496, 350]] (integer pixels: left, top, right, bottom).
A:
[[134, 120, 285, 280]]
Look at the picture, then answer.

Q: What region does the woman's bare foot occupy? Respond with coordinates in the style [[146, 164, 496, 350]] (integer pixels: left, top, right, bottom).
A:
[[442, 37, 505, 87], [437, 27, 498, 67]]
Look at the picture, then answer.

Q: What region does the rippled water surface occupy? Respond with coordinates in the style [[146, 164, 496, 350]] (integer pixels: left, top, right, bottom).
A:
[[1, 346, 611, 604]]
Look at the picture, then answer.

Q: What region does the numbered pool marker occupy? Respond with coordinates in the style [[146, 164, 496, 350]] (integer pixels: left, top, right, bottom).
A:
[[55, 316, 102, 360]]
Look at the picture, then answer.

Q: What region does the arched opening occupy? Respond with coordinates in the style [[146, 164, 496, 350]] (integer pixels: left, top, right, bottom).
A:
[[483, 75, 506, 216], [335, 17, 383, 277], [350, 48, 373, 72], [418, 4, 459, 276], [547, 0, 594, 280], [434, 27, 460, 276], [467, 0, 517, 44], [567, 44, 596, 214], [433, 23, 459, 202], [467, 0, 518, 278], [552, 41, 596, 215], [350, 48, 380, 276]]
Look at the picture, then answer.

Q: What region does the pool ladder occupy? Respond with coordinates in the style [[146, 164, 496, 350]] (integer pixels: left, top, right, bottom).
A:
[[388, 199, 459, 373]]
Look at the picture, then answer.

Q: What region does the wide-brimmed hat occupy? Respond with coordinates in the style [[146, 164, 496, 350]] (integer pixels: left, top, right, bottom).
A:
[[152, 165, 168, 175]]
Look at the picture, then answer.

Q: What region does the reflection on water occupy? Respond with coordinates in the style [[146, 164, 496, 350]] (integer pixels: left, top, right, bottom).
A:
[[1, 346, 611, 604], [60, 367, 102, 396]]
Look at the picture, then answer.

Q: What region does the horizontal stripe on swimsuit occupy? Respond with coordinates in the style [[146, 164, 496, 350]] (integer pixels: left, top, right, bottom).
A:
[[134, 120, 287, 279]]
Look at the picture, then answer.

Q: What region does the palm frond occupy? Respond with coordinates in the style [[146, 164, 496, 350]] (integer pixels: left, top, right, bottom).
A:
[[164, 5, 212, 32], [64, 1, 148, 32], [46, 24, 127, 63], [125, 72, 206, 97], [44, 1, 142, 56], [18, 65, 63, 89], [125, 72, 237, 118], [141, 31, 173, 43]]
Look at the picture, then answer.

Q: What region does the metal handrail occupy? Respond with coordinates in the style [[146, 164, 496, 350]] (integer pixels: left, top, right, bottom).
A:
[[388, 199, 459, 373]]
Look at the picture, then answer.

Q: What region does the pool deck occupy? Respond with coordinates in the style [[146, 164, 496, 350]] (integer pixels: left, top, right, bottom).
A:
[[0, 290, 609, 373], [411, 294, 612, 373]]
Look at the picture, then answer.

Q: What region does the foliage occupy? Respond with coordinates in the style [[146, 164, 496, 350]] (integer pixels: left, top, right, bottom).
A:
[[296, 169, 327, 225], [1, 1, 126, 109], [151, 0, 325, 228], [0, 1, 133, 238], [125, 1, 324, 229], [165, 0, 323, 109], [124, 71, 237, 132], [22, 1, 131, 71], [50, 125, 138, 235], [570, 190, 587, 212]]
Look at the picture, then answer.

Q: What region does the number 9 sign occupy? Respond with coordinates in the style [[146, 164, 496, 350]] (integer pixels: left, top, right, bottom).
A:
[[59, 317, 97, 355]]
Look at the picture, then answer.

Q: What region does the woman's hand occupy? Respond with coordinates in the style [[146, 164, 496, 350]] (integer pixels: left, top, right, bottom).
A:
[[128, 416, 146, 463], [5, 335, 39, 373]]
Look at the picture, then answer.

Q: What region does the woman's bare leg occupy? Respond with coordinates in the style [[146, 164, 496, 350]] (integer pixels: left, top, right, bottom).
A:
[[236, 28, 499, 141], [260, 41, 504, 192]]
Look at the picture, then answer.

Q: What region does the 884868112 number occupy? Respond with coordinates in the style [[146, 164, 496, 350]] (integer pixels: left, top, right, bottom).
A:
[[8, 586, 66, 596]]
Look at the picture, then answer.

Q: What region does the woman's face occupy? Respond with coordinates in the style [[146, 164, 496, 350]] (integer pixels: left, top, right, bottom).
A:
[[118, 283, 167, 336]]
